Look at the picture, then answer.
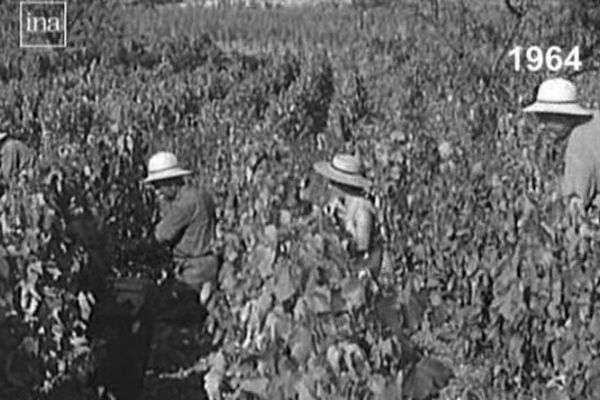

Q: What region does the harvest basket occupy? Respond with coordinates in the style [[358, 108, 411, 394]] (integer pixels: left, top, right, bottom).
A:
[[96, 276, 157, 320]]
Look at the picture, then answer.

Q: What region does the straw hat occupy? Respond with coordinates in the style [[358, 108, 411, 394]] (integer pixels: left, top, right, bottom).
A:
[[143, 151, 192, 184], [523, 78, 592, 116], [313, 154, 371, 189]]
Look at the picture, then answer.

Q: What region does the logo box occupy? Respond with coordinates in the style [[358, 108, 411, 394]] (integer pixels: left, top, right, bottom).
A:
[[20, 1, 67, 48]]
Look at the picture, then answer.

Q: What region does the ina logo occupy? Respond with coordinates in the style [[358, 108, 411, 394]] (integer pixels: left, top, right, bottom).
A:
[[20, 1, 67, 48]]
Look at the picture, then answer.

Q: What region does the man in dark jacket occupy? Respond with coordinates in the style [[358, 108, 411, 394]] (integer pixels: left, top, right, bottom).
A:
[[143, 151, 219, 305], [91, 152, 219, 400]]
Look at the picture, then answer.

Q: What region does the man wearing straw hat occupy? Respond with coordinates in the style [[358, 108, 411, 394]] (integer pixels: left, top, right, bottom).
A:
[[523, 77, 600, 212], [143, 151, 218, 306], [313, 153, 382, 278], [86, 152, 217, 400]]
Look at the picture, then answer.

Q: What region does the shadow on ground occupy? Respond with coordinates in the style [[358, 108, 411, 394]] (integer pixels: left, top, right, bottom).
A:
[[144, 321, 211, 400], [39, 321, 212, 400]]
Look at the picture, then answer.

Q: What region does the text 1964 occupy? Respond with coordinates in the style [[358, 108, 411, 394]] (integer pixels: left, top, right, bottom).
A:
[[508, 45, 582, 72]]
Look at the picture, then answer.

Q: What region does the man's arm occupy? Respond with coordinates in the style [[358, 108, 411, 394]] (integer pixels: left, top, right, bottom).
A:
[[353, 205, 373, 253], [155, 197, 193, 244], [562, 148, 595, 212]]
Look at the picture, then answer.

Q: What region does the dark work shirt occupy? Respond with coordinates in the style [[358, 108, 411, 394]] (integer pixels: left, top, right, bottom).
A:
[[155, 185, 217, 262]]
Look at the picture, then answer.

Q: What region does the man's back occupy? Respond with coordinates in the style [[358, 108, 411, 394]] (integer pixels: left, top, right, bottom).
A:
[[562, 110, 600, 209], [155, 185, 217, 260], [155, 184, 218, 292]]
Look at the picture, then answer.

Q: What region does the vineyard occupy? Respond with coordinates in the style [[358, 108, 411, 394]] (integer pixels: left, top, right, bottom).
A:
[[1, 0, 600, 399]]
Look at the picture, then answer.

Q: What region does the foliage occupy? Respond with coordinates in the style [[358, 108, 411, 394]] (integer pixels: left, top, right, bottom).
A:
[[1, 1, 600, 400]]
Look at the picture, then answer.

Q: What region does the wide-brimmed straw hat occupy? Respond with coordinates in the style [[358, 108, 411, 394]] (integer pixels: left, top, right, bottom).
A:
[[523, 77, 592, 117], [313, 154, 371, 189], [143, 151, 192, 184]]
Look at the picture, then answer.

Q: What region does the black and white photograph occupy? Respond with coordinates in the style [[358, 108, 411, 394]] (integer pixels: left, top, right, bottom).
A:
[[0, 0, 599, 399]]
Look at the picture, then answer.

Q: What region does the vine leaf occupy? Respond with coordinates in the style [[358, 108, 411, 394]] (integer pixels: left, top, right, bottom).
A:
[[370, 371, 404, 400], [0, 253, 9, 281], [77, 291, 94, 321], [295, 377, 317, 400], [264, 224, 278, 247], [340, 341, 367, 379], [291, 327, 313, 365], [562, 344, 582, 371], [204, 351, 226, 400], [239, 377, 269, 397], [401, 292, 426, 331], [264, 307, 292, 342], [274, 262, 295, 303], [591, 313, 600, 342], [341, 277, 366, 310], [368, 373, 386, 395], [251, 244, 276, 279], [375, 295, 403, 333], [255, 291, 274, 327], [491, 284, 518, 322], [327, 344, 342, 374], [305, 285, 331, 314], [403, 357, 453, 400], [586, 359, 600, 398]]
